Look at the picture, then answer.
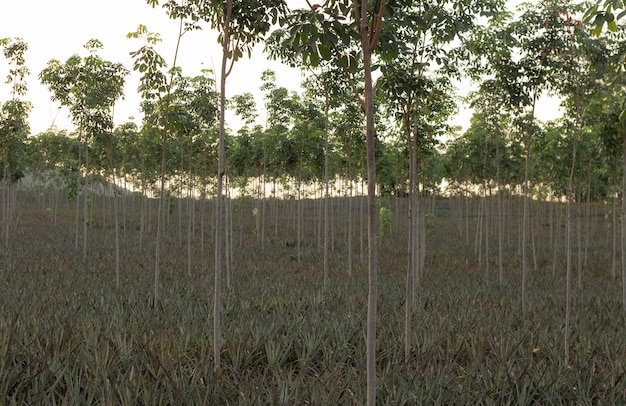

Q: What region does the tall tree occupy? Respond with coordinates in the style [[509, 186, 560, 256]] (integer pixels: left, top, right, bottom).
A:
[[376, 0, 502, 363], [150, 0, 287, 369], [585, 0, 626, 318], [128, 22, 185, 310], [40, 39, 127, 266], [275, 1, 389, 402], [0, 37, 31, 271]]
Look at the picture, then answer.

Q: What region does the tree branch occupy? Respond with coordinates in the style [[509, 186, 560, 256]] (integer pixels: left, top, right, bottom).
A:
[[342, 64, 365, 111], [369, 0, 386, 52]]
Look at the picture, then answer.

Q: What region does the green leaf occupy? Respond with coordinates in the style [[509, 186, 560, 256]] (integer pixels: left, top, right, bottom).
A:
[[318, 44, 332, 60], [608, 20, 618, 31], [341, 33, 351, 46], [309, 51, 320, 67], [613, 0, 621, 10], [594, 13, 606, 26], [593, 24, 603, 36]]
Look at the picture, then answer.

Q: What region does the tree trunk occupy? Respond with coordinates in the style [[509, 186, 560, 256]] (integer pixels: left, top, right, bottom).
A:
[[552, 199, 561, 277], [83, 138, 89, 262], [565, 120, 578, 365], [622, 129, 626, 316], [75, 134, 82, 250], [348, 159, 353, 277], [584, 162, 591, 269], [577, 178, 583, 290], [213, 0, 233, 370], [612, 185, 618, 280], [522, 130, 530, 314], [405, 108, 416, 362], [496, 120, 503, 286], [323, 86, 330, 292], [359, 2, 380, 402]]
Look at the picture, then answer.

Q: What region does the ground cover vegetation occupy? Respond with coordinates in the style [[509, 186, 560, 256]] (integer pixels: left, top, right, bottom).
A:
[[3, 0, 626, 403], [1, 193, 625, 404]]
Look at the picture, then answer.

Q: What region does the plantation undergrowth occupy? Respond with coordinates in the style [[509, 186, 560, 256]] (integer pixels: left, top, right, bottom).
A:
[[1, 193, 625, 404]]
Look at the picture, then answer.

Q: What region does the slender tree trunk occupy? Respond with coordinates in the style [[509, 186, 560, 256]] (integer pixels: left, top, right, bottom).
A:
[[405, 109, 416, 362], [522, 130, 530, 314], [584, 162, 591, 268], [612, 185, 618, 280], [530, 197, 538, 273], [154, 17, 184, 311], [415, 174, 422, 290], [622, 129, 626, 317], [496, 121, 504, 286], [359, 2, 380, 402], [140, 183, 146, 250], [360, 177, 365, 264], [348, 159, 353, 277], [225, 177, 232, 290], [154, 127, 167, 311], [75, 134, 82, 250], [297, 163, 302, 263], [187, 151, 193, 277], [565, 122, 578, 366], [323, 86, 330, 292], [106, 148, 121, 290], [2, 155, 10, 273], [465, 193, 470, 246], [83, 138, 89, 262], [552, 199, 561, 277], [273, 178, 279, 239], [577, 179, 583, 290], [485, 186, 491, 277], [213, 0, 233, 370], [476, 190, 484, 264]]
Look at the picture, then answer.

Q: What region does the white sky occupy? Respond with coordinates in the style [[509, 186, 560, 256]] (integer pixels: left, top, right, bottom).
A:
[[0, 0, 304, 135], [1, 0, 561, 136]]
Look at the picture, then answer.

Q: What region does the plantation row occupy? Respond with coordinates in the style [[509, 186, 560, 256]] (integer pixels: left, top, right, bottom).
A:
[[4, 0, 626, 402], [1, 192, 624, 403]]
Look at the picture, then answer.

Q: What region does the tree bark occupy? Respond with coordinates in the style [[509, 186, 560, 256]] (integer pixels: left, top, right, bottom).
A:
[[358, 0, 381, 401], [213, 0, 233, 370], [622, 128, 626, 317], [323, 85, 330, 292]]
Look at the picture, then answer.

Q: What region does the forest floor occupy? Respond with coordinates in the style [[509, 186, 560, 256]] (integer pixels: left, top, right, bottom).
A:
[[1, 191, 624, 404]]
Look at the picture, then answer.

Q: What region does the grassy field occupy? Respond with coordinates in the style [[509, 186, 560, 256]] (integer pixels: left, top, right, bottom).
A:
[[1, 191, 625, 404]]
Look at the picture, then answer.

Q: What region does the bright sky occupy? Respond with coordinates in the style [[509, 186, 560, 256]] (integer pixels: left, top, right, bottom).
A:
[[1, 0, 561, 136], [1, 0, 303, 135]]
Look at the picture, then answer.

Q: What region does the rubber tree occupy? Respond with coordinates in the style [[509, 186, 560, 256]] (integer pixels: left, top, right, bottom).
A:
[[585, 0, 626, 318], [0, 37, 31, 268], [168, 70, 219, 275], [149, 0, 287, 369], [516, 1, 614, 363], [266, 28, 359, 289], [27, 129, 80, 205], [378, 70, 456, 361], [463, 6, 525, 287], [275, 1, 388, 402], [128, 21, 186, 310], [544, 5, 598, 364], [472, 2, 564, 313], [331, 86, 366, 277], [260, 70, 296, 250], [373, 0, 502, 363], [40, 39, 127, 267], [582, 83, 625, 281], [469, 80, 516, 286], [301, 71, 344, 289]]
